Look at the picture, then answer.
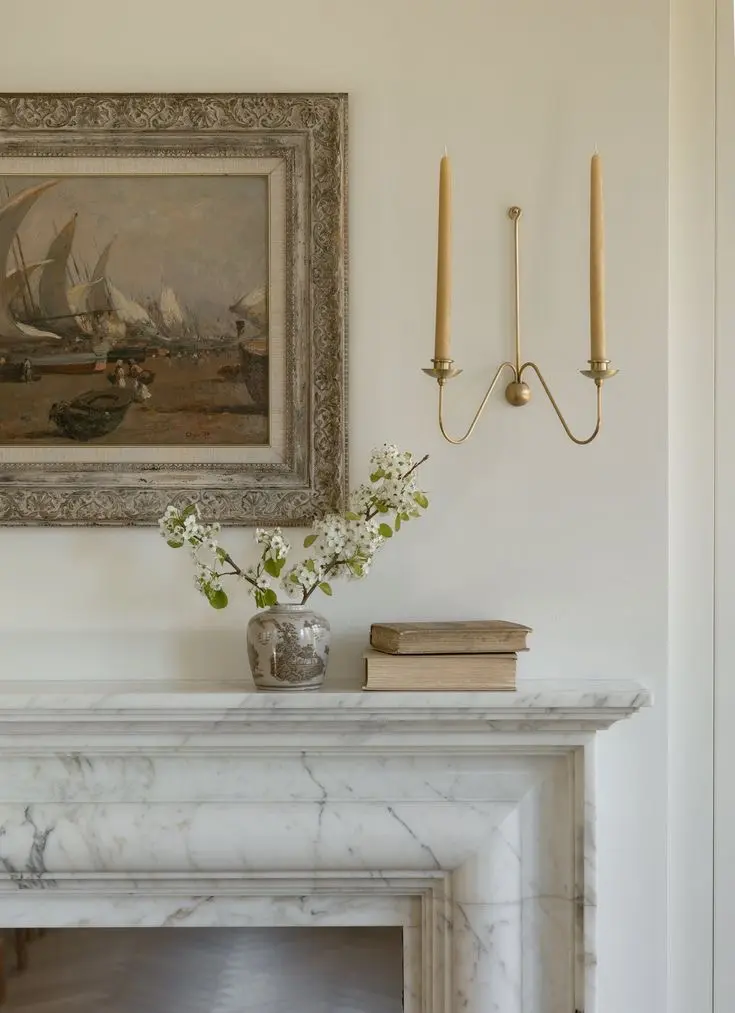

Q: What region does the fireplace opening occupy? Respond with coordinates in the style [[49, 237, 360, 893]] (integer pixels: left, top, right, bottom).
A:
[[0, 927, 404, 1012]]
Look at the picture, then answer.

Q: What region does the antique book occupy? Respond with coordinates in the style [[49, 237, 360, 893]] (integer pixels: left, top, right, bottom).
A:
[[363, 650, 517, 691], [369, 620, 531, 655]]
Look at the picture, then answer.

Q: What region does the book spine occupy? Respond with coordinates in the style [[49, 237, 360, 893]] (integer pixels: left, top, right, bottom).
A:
[[364, 681, 516, 692], [369, 635, 528, 654]]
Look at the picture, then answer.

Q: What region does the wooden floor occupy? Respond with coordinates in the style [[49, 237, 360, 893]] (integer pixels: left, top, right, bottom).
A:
[[0, 928, 403, 1013]]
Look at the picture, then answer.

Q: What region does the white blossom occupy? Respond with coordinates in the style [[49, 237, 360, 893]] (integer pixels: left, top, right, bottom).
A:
[[314, 514, 348, 553], [349, 483, 374, 515], [379, 476, 417, 513], [193, 562, 222, 598], [267, 529, 290, 560], [159, 445, 428, 611], [255, 527, 291, 561], [370, 443, 413, 479], [281, 569, 302, 598]]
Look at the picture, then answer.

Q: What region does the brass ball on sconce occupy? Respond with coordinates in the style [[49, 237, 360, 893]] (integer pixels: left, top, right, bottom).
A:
[[504, 380, 531, 406]]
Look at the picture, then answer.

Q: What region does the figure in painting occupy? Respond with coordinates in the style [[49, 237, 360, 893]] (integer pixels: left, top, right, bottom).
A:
[[112, 360, 126, 388], [133, 378, 152, 403]]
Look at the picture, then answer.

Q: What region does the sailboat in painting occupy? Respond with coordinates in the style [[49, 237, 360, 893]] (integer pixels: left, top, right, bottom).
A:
[[88, 239, 153, 338], [0, 188, 165, 373], [229, 285, 267, 332], [0, 190, 106, 373], [0, 181, 67, 345], [160, 285, 185, 337]]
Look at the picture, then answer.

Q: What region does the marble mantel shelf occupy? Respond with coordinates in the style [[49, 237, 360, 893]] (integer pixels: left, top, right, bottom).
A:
[[0, 678, 651, 740], [0, 677, 651, 1012]]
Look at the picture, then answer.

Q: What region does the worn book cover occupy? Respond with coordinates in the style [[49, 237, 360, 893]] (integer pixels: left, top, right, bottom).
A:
[[363, 650, 517, 691], [369, 620, 531, 655]]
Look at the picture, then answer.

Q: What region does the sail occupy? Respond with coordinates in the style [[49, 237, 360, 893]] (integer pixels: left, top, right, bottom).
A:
[[4, 262, 50, 304], [108, 283, 152, 327], [37, 215, 78, 334], [67, 279, 103, 317], [88, 240, 115, 314], [160, 285, 185, 335], [91, 240, 114, 285], [67, 279, 104, 335], [229, 285, 267, 327], [0, 182, 63, 343]]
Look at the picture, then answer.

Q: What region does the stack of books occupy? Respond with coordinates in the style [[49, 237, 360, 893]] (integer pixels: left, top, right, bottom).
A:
[[363, 620, 531, 691]]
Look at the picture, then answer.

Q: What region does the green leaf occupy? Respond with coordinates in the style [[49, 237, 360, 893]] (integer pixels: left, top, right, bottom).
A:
[[167, 539, 184, 549], [378, 523, 393, 538], [216, 547, 228, 562], [264, 557, 284, 578], [303, 533, 318, 548], [413, 491, 429, 509], [401, 512, 410, 521], [344, 511, 360, 521], [263, 588, 278, 606], [181, 504, 198, 519], [395, 515, 402, 532], [208, 588, 229, 610], [305, 558, 315, 572], [319, 582, 333, 596], [370, 468, 384, 482], [290, 572, 300, 583]]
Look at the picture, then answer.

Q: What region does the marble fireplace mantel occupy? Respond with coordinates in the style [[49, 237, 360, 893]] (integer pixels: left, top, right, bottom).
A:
[[0, 678, 650, 1013]]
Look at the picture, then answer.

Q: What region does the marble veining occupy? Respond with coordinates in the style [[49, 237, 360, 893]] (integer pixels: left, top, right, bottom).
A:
[[0, 677, 650, 1013]]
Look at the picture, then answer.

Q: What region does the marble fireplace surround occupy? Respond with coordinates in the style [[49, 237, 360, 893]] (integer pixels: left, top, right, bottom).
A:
[[0, 678, 650, 1013]]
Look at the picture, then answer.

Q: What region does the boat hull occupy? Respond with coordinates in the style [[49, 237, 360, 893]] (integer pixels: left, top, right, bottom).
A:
[[31, 357, 107, 376], [106, 345, 148, 364], [49, 388, 133, 441], [238, 339, 268, 408]]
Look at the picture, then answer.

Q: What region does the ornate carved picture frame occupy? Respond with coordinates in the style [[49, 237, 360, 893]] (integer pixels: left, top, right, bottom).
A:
[[0, 93, 348, 525]]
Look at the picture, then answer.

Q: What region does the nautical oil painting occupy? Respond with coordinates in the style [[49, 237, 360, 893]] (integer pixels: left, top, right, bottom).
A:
[[0, 175, 269, 446]]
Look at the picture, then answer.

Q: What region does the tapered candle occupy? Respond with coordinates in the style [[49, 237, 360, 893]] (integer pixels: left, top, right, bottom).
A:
[[590, 152, 606, 361], [434, 150, 452, 361]]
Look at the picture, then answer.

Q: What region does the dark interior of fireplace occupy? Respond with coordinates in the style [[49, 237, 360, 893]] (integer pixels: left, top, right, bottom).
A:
[[0, 927, 404, 1012]]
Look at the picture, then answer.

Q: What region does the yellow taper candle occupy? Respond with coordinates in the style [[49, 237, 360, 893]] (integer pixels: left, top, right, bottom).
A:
[[590, 152, 606, 361], [434, 150, 452, 361]]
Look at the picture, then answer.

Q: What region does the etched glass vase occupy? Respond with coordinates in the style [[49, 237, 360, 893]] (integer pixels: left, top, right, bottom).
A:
[[246, 603, 330, 690]]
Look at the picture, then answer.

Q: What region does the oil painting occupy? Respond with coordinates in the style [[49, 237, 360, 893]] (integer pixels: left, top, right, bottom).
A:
[[0, 174, 269, 447], [0, 93, 347, 526]]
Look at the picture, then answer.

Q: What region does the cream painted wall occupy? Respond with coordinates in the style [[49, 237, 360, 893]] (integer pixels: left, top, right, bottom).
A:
[[669, 0, 716, 1010], [715, 0, 734, 1007], [0, 2, 670, 1010]]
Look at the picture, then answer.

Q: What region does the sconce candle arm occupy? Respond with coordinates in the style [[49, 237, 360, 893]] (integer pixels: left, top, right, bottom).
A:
[[437, 360, 517, 445], [509, 205, 523, 374], [424, 203, 616, 447], [519, 361, 602, 446]]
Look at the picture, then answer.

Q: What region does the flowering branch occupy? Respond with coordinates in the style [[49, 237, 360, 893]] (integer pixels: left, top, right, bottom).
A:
[[159, 444, 429, 610]]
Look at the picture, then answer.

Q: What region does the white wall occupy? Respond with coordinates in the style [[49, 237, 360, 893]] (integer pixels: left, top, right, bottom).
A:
[[669, 0, 716, 1009], [715, 0, 735, 1006], [0, 3, 670, 1011]]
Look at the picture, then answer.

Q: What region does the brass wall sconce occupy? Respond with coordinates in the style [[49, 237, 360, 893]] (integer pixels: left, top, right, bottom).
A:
[[423, 206, 617, 446]]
